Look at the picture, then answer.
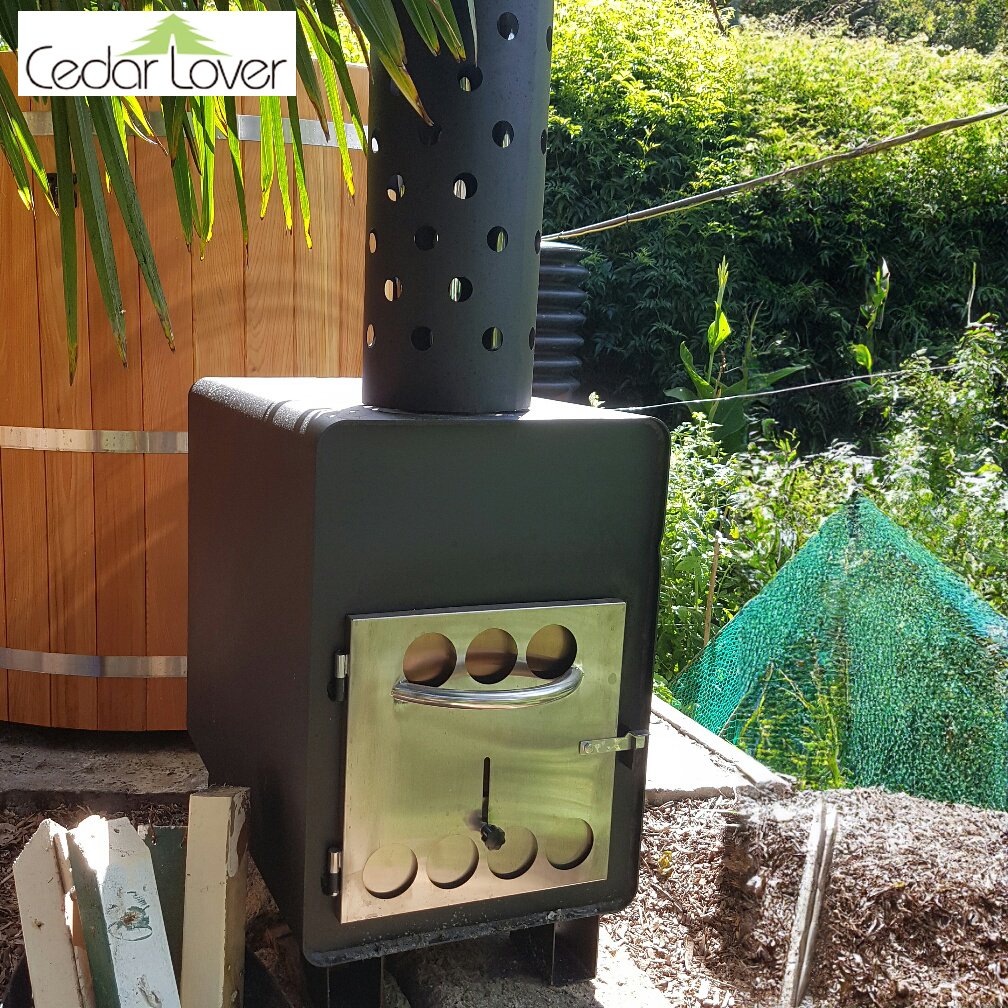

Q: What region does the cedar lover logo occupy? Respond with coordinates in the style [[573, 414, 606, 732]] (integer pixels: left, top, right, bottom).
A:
[[18, 10, 296, 96]]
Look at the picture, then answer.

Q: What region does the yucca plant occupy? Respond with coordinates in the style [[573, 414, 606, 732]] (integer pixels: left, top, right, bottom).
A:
[[0, 0, 471, 379]]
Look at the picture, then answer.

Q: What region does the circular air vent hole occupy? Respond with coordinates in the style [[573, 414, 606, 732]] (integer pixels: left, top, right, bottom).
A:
[[384, 277, 402, 301], [458, 65, 483, 91], [387, 174, 405, 202], [403, 632, 457, 686], [487, 227, 508, 252], [415, 225, 438, 250], [452, 173, 477, 199], [529, 327, 536, 350], [419, 122, 442, 145], [449, 277, 473, 302], [541, 129, 547, 155], [497, 12, 519, 39], [482, 327, 503, 351], [466, 628, 518, 684], [492, 121, 514, 148], [370, 133, 379, 154], [545, 819, 593, 871], [368, 231, 377, 253], [526, 624, 577, 679], [487, 826, 538, 879], [427, 835, 479, 890], [534, 230, 542, 253], [411, 326, 433, 351], [363, 845, 418, 898], [365, 324, 375, 348]]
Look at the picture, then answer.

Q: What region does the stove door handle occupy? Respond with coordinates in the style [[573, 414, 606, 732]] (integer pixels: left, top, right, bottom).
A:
[[391, 665, 583, 709]]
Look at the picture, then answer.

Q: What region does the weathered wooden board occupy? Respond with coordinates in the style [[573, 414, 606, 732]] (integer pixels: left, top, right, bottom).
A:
[[13, 819, 94, 1008], [140, 824, 188, 981], [180, 788, 250, 1008], [68, 815, 181, 1008]]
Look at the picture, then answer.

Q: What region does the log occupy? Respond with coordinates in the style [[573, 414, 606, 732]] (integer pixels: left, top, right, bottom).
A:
[[180, 788, 250, 1008], [67, 815, 181, 1008]]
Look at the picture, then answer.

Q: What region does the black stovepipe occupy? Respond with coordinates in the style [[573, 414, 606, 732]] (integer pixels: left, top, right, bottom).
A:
[[361, 0, 554, 415]]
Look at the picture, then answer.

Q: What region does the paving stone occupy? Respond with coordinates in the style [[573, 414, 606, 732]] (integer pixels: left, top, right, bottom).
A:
[[390, 928, 670, 1008]]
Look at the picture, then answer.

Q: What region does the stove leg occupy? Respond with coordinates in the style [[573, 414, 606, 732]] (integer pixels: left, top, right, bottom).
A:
[[304, 955, 386, 1008], [511, 915, 600, 986]]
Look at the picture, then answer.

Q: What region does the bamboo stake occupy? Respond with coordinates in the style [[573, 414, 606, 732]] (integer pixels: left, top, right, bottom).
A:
[[546, 106, 1008, 242]]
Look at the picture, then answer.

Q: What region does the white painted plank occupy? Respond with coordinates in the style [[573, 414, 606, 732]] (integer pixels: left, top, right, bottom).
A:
[[180, 787, 250, 1008], [52, 831, 97, 1008], [13, 819, 93, 1008], [68, 815, 182, 1008]]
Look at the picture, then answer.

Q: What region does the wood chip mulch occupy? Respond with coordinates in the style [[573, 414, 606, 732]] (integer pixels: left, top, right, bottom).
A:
[[609, 787, 1008, 1007]]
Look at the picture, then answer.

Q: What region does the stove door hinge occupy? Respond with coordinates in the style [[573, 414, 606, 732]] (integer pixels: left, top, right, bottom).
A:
[[323, 845, 342, 897], [328, 652, 349, 702], [578, 731, 648, 756]]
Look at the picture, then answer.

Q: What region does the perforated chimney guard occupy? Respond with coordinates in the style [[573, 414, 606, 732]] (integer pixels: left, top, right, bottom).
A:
[[361, 0, 553, 414]]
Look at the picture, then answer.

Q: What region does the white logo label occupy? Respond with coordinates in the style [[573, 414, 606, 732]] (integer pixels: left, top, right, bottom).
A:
[[18, 11, 296, 96]]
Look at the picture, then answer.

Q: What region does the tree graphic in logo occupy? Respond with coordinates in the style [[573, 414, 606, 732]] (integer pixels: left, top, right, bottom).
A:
[[124, 13, 226, 56]]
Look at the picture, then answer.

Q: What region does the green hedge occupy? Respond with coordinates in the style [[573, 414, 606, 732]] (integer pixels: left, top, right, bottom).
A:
[[546, 0, 1008, 443], [738, 0, 1008, 54]]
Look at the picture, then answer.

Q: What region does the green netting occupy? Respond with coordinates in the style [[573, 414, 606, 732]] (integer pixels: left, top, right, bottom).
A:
[[671, 496, 1008, 809]]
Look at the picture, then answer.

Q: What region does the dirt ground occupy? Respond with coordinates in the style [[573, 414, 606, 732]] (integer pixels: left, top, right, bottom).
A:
[[611, 788, 1008, 1008]]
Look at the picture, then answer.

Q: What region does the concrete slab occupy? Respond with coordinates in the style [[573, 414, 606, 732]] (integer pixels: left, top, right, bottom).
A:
[[646, 699, 790, 805], [390, 928, 670, 1008], [0, 723, 207, 810]]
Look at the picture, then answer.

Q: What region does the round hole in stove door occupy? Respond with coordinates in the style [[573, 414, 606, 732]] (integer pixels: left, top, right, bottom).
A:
[[426, 834, 479, 889], [544, 819, 594, 871], [466, 628, 518, 684], [487, 826, 538, 879], [526, 625, 577, 679], [362, 844, 418, 899], [403, 632, 457, 687]]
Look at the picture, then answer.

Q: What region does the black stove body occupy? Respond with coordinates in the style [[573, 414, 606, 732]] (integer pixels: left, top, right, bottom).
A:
[[189, 380, 668, 985]]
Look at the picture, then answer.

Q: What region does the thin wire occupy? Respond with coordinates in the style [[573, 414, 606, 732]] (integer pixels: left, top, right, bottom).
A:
[[615, 364, 961, 412]]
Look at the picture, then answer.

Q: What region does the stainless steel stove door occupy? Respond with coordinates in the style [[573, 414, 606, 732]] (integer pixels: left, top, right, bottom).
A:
[[340, 601, 627, 923]]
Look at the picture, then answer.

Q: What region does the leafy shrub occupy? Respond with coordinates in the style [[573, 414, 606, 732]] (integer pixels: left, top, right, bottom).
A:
[[654, 324, 1008, 693], [738, 0, 1008, 54], [547, 0, 1008, 444]]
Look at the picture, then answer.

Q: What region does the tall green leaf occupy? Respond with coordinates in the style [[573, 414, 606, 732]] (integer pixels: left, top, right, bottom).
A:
[[49, 99, 79, 382]]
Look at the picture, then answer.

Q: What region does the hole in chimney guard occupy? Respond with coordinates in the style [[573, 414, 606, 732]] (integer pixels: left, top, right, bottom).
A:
[[366, 324, 375, 348], [370, 133, 379, 154], [384, 277, 403, 301], [483, 327, 503, 351], [466, 628, 518, 684], [387, 174, 405, 201], [534, 230, 542, 253], [526, 625, 577, 678], [497, 12, 519, 39], [529, 327, 536, 350], [411, 327, 433, 351], [452, 173, 477, 199], [449, 277, 473, 302], [415, 225, 438, 250], [363, 845, 419, 898], [427, 835, 479, 889], [487, 826, 538, 879], [419, 122, 442, 145], [458, 65, 483, 91], [547, 24, 553, 49], [368, 231, 377, 253], [403, 632, 456, 686], [487, 227, 508, 252], [541, 129, 547, 155], [545, 819, 594, 871], [492, 121, 514, 148]]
